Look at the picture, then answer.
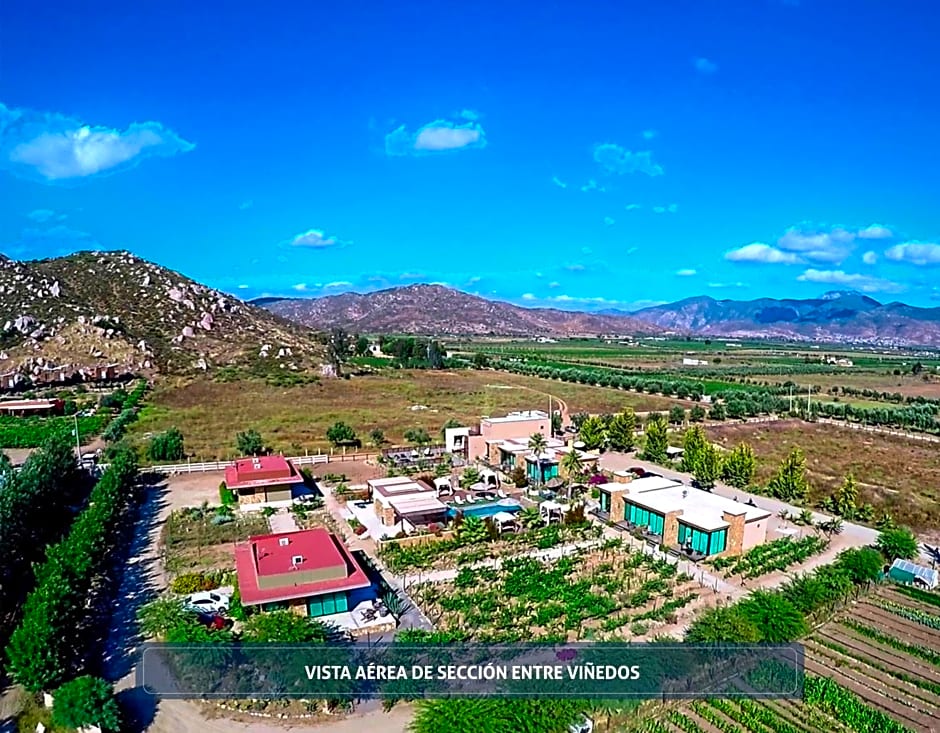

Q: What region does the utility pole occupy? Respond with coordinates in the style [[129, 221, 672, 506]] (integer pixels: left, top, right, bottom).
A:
[[806, 384, 811, 418], [73, 413, 81, 465]]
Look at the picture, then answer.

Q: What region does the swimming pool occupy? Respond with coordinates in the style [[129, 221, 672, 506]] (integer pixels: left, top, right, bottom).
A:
[[447, 499, 522, 518]]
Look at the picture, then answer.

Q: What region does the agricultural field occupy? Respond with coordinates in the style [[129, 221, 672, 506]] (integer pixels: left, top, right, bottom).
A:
[[130, 370, 682, 459], [638, 585, 940, 733], [409, 539, 704, 643], [707, 420, 940, 535]]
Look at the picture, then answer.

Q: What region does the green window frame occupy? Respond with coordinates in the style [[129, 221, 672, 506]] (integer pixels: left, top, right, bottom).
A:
[[599, 491, 611, 514], [709, 529, 727, 555]]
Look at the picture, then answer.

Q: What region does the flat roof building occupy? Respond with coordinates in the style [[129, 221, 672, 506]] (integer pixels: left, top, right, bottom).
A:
[[597, 476, 770, 559], [367, 476, 448, 526], [234, 528, 373, 617], [224, 455, 302, 507]]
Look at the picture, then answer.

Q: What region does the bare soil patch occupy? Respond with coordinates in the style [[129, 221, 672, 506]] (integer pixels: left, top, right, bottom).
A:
[[707, 420, 940, 531]]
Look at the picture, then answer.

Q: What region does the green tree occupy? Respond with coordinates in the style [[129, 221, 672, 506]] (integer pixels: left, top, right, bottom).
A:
[[236, 429, 264, 456], [355, 335, 370, 356], [509, 465, 528, 488], [427, 340, 445, 369], [578, 415, 607, 451], [708, 402, 727, 421], [685, 605, 761, 643], [689, 404, 707, 422], [722, 442, 756, 490], [471, 352, 489, 368], [680, 426, 707, 472], [326, 421, 357, 446], [642, 414, 669, 464], [606, 409, 637, 452], [551, 411, 562, 435], [405, 427, 431, 445], [669, 405, 687, 425], [834, 473, 859, 519], [570, 412, 589, 430], [147, 427, 185, 461], [738, 590, 808, 642], [836, 547, 883, 586], [410, 699, 585, 733], [137, 598, 194, 639], [327, 327, 350, 373], [459, 466, 482, 489], [52, 676, 122, 733], [242, 610, 330, 642], [369, 428, 386, 447], [560, 449, 584, 482], [767, 447, 810, 503], [693, 442, 723, 490], [876, 526, 919, 561], [519, 507, 542, 529]]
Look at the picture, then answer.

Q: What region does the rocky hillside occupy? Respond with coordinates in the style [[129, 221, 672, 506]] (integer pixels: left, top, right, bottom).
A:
[[0, 251, 326, 379], [631, 291, 940, 346], [261, 284, 656, 336]]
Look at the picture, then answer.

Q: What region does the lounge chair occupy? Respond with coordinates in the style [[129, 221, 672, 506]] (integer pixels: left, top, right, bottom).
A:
[[454, 495, 465, 506], [465, 494, 477, 504], [497, 489, 508, 499]]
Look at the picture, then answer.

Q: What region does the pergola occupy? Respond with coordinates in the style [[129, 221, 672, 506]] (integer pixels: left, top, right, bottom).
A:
[[539, 500, 569, 524], [389, 494, 450, 529]]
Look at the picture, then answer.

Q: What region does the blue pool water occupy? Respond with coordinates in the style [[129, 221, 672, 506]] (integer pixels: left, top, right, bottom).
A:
[[447, 499, 522, 518]]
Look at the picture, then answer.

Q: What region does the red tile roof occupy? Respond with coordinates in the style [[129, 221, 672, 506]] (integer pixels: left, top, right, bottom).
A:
[[235, 528, 371, 606], [224, 455, 300, 490]]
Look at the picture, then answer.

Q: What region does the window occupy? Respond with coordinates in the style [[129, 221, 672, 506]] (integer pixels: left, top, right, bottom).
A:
[[291, 555, 304, 565], [307, 591, 349, 618], [627, 504, 663, 536], [599, 491, 611, 514], [679, 523, 727, 555]]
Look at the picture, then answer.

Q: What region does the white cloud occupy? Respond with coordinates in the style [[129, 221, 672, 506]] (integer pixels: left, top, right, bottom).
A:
[[466, 276, 482, 285], [725, 243, 802, 264], [603, 216, 615, 226], [667, 203, 678, 213], [708, 281, 746, 289], [642, 130, 658, 140], [581, 179, 606, 193], [237, 284, 249, 289], [459, 109, 480, 121], [652, 206, 666, 214], [676, 269, 697, 277], [293, 283, 308, 291], [858, 224, 893, 239], [797, 268, 904, 293], [323, 281, 352, 289], [399, 272, 425, 280], [624, 203, 642, 211], [385, 118, 486, 156], [884, 241, 940, 266], [653, 204, 678, 214], [521, 293, 536, 300], [565, 264, 586, 272], [26, 208, 65, 223], [694, 57, 718, 74], [776, 226, 856, 263], [548, 281, 560, 288], [552, 176, 567, 189], [593, 143, 663, 176], [289, 229, 340, 248], [862, 250, 878, 265], [0, 102, 193, 182]]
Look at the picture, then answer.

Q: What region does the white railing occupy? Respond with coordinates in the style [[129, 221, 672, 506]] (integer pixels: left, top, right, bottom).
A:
[[135, 452, 361, 475]]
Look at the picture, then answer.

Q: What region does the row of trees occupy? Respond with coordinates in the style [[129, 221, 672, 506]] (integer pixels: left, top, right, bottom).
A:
[[0, 436, 88, 664], [6, 445, 141, 692]]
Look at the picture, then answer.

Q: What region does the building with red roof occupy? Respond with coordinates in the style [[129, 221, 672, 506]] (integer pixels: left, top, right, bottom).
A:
[[234, 528, 374, 617], [223, 455, 302, 506]]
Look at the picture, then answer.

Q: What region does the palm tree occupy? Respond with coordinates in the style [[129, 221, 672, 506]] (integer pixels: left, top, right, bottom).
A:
[[527, 432, 548, 486], [519, 506, 542, 530], [560, 449, 584, 483]]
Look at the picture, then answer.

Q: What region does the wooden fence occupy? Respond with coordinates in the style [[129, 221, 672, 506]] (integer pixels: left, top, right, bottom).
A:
[[132, 451, 381, 475]]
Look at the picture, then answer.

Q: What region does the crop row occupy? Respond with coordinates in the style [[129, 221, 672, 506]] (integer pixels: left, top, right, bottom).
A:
[[803, 676, 913, 733], [811, 635, 940, 698], [0, 414, 106, 449], [711, 535, 828, 579], [891, 584, 940, 609], [841, 619, 940, 667], [877, 600, 940, 630]]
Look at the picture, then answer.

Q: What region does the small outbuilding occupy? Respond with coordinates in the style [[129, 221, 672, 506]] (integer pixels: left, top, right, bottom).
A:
[[888, 558, 939, 590]]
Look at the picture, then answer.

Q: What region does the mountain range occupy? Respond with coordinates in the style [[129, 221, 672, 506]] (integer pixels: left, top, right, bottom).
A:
[[260, 284, 656, 337], [260, 285, 940, 346], [0, 251, 326, 379]]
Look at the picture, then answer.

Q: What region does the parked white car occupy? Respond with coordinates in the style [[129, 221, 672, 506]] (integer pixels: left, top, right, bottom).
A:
[[185, 591, 231, 614]]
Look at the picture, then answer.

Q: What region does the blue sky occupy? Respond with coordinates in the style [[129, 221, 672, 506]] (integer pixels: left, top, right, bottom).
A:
[[2, 0, 940, 310]]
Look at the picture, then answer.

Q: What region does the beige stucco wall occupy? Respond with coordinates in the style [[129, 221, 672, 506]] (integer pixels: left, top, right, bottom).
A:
[[480, 418, 549, 441], [742, 518, 768, 552]]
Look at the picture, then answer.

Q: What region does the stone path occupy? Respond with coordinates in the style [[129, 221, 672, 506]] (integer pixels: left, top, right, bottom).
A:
[[268, 511, 301, 533]]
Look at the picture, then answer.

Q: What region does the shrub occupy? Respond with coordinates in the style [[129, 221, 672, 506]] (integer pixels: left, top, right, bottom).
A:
[[219, 482, 236, 505], [170, 572, 217, 594], [236, 429, 264, 456], [147, 427, 185, 462], [52, 675, 122, 733]]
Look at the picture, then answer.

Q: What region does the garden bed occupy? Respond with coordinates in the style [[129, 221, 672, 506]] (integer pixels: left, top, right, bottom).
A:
[[411, 541, 701, 642], [161, 505, 270, 575]]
